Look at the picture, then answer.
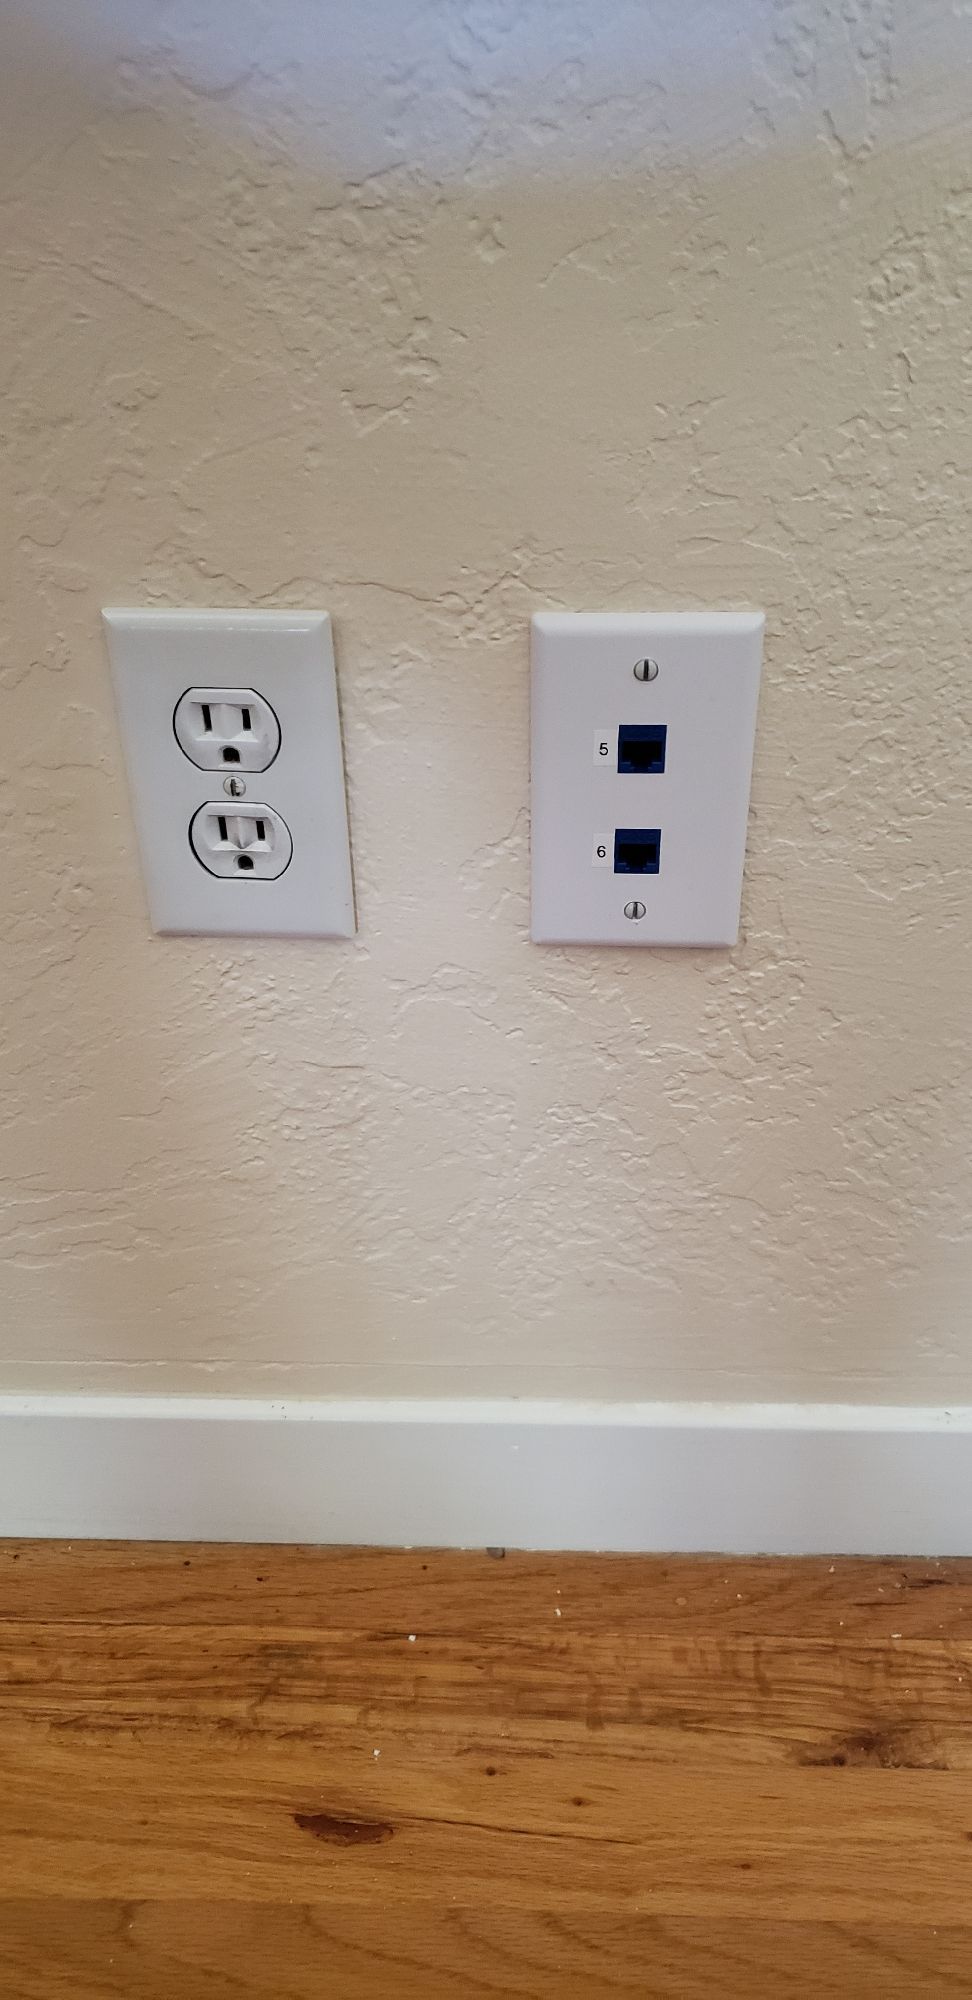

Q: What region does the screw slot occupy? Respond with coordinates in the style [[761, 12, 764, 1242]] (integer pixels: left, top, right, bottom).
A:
[[223, 775, 246, 798], [624, 900, 646, 920], [633, 658, 659, 682]]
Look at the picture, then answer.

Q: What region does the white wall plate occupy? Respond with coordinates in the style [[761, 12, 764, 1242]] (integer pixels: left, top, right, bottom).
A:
[[531, 612, 764, 946], [104, 609, 355, 938]]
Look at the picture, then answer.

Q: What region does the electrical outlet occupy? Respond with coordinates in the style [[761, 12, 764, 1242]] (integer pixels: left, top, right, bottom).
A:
[[104, 608, 355, 937], [531, 611, 764, 946], [189, 801, 293, 879], [173, 687, 280, 772]]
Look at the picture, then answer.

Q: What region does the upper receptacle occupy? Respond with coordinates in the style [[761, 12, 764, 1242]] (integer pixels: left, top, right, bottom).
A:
[[173, 685, 280, 772]]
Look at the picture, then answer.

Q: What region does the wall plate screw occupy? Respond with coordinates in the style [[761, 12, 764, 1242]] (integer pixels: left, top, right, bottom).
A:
[[633, 657, 659, 682], [624, 900, 646, 920], [223, 775, 247, 798]]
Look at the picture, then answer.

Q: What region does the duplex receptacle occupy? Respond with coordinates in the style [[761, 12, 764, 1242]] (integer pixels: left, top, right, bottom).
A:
[[104, 608, 355, 937]]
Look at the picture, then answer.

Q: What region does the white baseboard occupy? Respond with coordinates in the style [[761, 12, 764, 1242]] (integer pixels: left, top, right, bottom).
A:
[[1, 1396, 971, 1552]]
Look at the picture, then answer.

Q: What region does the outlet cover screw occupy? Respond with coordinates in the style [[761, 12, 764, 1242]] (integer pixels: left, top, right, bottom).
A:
[[633, 657, 659, 682], [223, 775, 247, 798], [624, 900, 646, 920]]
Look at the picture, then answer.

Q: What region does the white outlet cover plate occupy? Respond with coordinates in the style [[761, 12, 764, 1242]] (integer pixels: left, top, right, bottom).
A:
[[104, 609, 355, 937], [531, 611, 764, 946]]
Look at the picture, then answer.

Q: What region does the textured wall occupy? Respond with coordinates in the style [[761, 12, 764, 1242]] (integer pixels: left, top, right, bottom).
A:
[[2, 0, 970, 1401]]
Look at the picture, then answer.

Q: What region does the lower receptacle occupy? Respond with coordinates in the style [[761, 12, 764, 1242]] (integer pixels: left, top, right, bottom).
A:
[[189, 801, 293, 880]]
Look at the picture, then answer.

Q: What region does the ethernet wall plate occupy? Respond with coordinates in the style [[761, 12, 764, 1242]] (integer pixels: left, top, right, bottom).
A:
[[531, 611, 764, 945]]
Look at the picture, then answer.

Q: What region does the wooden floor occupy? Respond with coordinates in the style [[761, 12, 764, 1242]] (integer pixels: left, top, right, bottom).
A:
[[1, 1549, 972, 1997]]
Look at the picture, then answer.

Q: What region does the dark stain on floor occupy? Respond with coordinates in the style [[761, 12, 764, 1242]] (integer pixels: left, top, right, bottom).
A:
[[294, 1809, 395, 1846]]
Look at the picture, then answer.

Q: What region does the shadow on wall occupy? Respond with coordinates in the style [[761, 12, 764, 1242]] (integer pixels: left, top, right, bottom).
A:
[[2, 0, 971, 1400]]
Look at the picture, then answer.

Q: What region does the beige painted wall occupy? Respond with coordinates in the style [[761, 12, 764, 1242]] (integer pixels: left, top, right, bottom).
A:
[[2, 1, 970, 1401]]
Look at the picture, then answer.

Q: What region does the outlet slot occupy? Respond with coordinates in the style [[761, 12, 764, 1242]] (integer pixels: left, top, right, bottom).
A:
[[614, 829, 661, 875], [618, 724, 666, 774]]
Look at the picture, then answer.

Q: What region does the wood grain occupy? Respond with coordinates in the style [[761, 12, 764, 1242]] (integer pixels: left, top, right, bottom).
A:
[[3, 1543, 969, 1636], [1, 1545, 972, 1994], [3, 1906, 972, 2000]]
